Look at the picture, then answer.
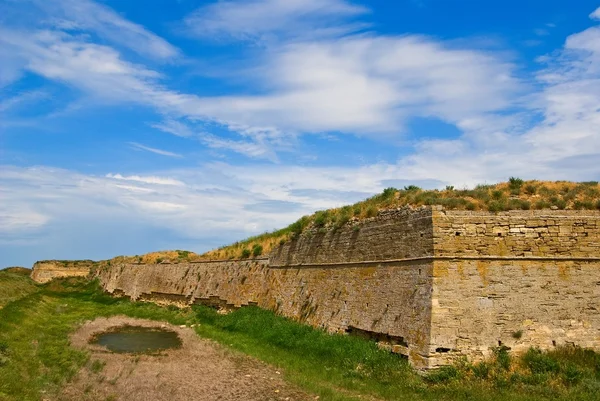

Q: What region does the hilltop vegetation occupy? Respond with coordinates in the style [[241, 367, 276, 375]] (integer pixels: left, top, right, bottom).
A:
[[128, 179, 600, 262]]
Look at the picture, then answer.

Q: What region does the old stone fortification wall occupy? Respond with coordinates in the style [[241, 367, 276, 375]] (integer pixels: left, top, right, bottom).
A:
[[271, 208, 433, 265], [429, 209, 600, 367], [94, 208, 436, 368], [30, 207, 600, 369], [96, 258, 434, 367], [30, 260, 95, 284]]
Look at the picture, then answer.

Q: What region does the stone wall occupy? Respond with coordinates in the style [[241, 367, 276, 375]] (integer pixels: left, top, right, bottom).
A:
[[432, 209, 600, 258], [428, 209, 600, 367], [271, 207, 433, 266], [96, 259, 434, 367], [30, 260, 96, 284], [95, 208, 436, 368], [30, 207, 600, 369]]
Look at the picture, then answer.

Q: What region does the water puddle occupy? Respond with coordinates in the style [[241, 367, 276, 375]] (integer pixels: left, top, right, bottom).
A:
[[91, 325, 182, 354]]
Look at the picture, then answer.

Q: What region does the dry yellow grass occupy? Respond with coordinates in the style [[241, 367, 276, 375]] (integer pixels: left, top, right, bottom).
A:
[[121, 179, 600, 263]]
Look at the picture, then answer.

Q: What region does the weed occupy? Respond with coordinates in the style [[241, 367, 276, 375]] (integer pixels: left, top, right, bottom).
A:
[[493, 346, 512, 371], [524, 184, 537, 195], [425, 365, 461, 384], [251, 244, 263, 257], [512, 330, 523, 340], [403, 185, 421, 191], [523, 348, 560, 374], [471, 361, 491, 379], [90, 359, 106, 374], [365, 206, 378, 218], [534, 200, 551, 210], [492, 190, 504, 200], [381, 187, 397, 198], [509, 177, 524, 194], [488, 200, 506, 213]]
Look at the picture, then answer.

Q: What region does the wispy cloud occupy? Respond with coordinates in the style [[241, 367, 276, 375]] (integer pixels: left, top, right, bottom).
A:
[[591, 7, 600, 20], [129, 142, 183, 158], [105, 173, 185, 186], [191, 36, 520, 136], [0, 0, 521, 159], [0, 90, 49, 112], [150, 119, 194, 137], [200, 133, 279, 161], [184, 0, 369, 42], [32, 0, 180, 60]]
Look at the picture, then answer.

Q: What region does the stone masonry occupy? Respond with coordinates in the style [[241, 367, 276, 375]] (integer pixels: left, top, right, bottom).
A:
[[31, 207, 600, 369]]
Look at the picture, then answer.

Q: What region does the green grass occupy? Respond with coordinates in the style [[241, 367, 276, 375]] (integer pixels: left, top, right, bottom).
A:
[[191, 306, 600, 401], [0, 268, 39, 309], [1, 278, 599, 401], [0, 278, 194, 401]]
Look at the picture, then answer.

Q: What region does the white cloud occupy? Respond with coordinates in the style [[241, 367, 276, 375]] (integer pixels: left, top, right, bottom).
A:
[[185, 0, 369, 42], [0, 29, 165, 103], [150, 119, 194, 137], [0, 0, 522, 159], [33, 0, 179, 60], [129, 142, 183, 158], [0, 207, 49, 233], [200, 133, 279, 161], [190, 36, 519, 136], [591, 7, 600, 21], [0, 90, 49, 112], [105, 173, 185, 186], [385, 13, 600, 187]]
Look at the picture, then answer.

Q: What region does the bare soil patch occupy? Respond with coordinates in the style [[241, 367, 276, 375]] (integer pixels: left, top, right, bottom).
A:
[[56, 316, 312, 401]]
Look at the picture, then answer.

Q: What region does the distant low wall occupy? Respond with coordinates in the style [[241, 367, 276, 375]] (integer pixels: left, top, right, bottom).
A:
[[30, 260, 95, 284]]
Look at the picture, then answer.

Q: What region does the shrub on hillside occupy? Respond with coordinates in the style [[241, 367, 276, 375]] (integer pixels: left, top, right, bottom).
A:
[[252, 244, 263, 257]]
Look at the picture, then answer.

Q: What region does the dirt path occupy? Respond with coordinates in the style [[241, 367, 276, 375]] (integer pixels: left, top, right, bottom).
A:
[[56, 316, 313, 401]]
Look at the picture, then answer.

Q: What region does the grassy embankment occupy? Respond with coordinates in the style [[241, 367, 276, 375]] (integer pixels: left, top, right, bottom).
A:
[[0, 268, 39, 309], [130, 179, 600, 262], [1, 276, 599, 401]]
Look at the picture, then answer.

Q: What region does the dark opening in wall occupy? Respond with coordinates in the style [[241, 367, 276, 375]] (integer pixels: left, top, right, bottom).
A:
[[455, 232, 461, 236], [552, 340, 557, 346], [498, 233, 503, 237], [435, 347, 452, 353], [345, 326, 409, 348]]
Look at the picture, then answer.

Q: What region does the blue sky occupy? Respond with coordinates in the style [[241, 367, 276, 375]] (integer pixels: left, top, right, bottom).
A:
[[1, 0, 600, 268]]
